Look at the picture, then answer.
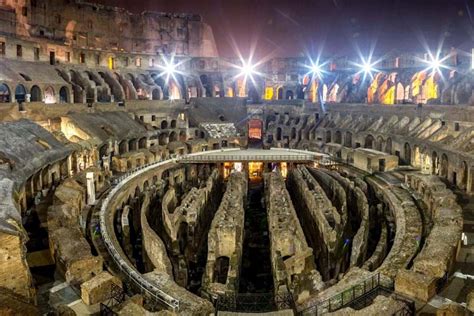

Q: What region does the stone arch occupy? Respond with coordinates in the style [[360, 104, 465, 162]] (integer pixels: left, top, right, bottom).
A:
[[213, 256, 230, 284], [152, 88, 161, 100], [460, 161, 468, 189], [376, 136, 384, 151], [344, 131, 352, 147], [15, 84, 27, 103], [118, 140, 128, 155], [170, 120, 177, 129], [285, 90, 294, 100], [404, 142, 411, 165], [138, 137, 147, 149], [0, 83, 11, 102], [200, 74, 212, 97], [291, 127, 297, 139], [161, 120, 168, 129], [30, 85, 42, 102], [325, 130, 332, 143], [159, 133, 168, 145], [276, 127, 282, 141], [179, 130, 186, 142], [364, 134, 374, 149], [440, 153, 448, 178], [432, 151, 439, 175], [177, 221, 188, 254], [169, 131, 177, 142], [277, 87, 284, 100], [59, 86, 69, 103], [44, 86, 56, 104], [385, 137, 392, 154], [334, 131, 342, 144]]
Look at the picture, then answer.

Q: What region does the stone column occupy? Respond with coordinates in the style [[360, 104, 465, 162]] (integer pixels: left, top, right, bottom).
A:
[[86, 172, 96, 205]]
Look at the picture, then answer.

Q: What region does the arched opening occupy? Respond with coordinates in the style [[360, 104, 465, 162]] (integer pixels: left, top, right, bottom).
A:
[[44, 86, 56, 104], [15, 84, 27, 103], [159, 133, 168, 145], [334, 131, 342, 144], [385, 137, 392, 154], [213, 256, 230, 284], [276, 127, 282, 141], [460, 161, 468, 189], [440, 153, 449, 178], [30, 85, 42, 102], [364, 135, 374, 149], [432, 151, 439, 175], [291, 127, 297, 139], [248, 85, 260, 103], [138, 137, 147, 149], [177, 222, 188, 255], [285, 90, 294, 100], [119, 140, 127, 155], [200, 74, 212, 97], [404, 142, 411, 165], [325, 130, 332, 143], [169, 131, 177, 142], [277, 87, 283, 100], [344, 131, 352, 147], [161, 120, 168, 129], [376, 136, 384, 151], [170, 120, 177, 129], [179, 130, 186, 142], [128, 139, 138, 151], [152, 88, 161, 100], [0, 83, 11, 102]]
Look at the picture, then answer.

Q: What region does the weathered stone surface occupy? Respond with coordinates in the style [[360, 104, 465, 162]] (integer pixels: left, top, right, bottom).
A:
[[0, 230, 35, 301], [265, 172, 322, 304], [202, 172, 247, 297], [49, 227, 103, 285], [467, 290, 474, 313], [395, 269, 436, 302], [328, 295, 407, 316], [436, 303, 467, 316], [81, 271, 122, 305], [0, 287, 39, 315], [144, 271, 214, 316]]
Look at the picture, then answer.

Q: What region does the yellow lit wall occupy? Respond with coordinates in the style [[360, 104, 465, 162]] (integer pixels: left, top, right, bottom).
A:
[[264, 87, 274, 100]]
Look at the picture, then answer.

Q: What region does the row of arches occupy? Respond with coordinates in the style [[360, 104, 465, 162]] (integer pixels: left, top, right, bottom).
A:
[[0, 83, 69, 104], [325, 128, 473, 192]]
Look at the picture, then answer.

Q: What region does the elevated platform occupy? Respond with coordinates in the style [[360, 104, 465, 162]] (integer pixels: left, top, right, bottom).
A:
[[177, 148, 325, 163]]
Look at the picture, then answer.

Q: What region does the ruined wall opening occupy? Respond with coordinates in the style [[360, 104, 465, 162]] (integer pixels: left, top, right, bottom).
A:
[[213, 256, 230, 284], [334, 131, 342, 144], [0, 83, 11, 102], [344, 131, 352, 147], [15, 84, 27, 103], [441, 153, 449, 178], [59, 86, 69, 103], [364, 135, 374, 149], [30, 85, 42, 102]]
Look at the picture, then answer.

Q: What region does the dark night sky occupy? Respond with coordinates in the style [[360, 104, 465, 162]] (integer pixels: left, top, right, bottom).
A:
[[95, 0, 474, 59]]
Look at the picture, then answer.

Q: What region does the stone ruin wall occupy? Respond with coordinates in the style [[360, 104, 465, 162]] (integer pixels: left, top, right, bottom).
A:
[[202, 171, 247, 297], [264, 171, 323, 304]]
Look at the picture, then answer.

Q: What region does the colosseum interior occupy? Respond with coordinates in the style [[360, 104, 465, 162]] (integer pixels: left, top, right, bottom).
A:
[[0, 0, 473, 315]]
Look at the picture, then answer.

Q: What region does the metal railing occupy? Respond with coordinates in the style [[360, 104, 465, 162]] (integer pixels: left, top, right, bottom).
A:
[[179, 154, 316, 162], [215, 292, 295, 313], [298, 272, 394, 315], [99, 148, 250, 312]]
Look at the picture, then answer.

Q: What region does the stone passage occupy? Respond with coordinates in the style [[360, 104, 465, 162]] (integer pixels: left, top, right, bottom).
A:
[[239, 178, 273, 294]]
